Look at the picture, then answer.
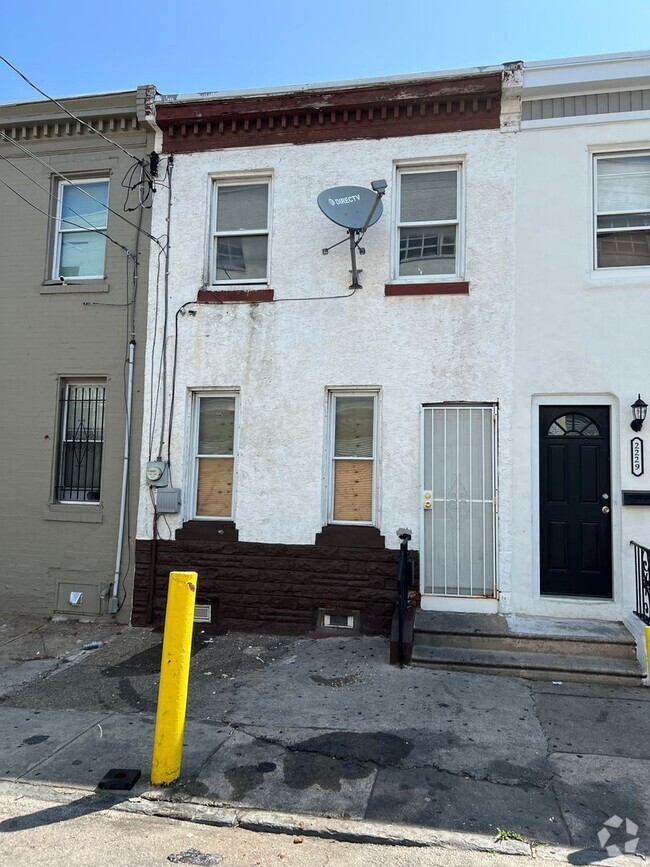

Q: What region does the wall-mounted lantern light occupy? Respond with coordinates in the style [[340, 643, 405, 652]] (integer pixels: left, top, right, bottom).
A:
[[631, 394, 648, 432]]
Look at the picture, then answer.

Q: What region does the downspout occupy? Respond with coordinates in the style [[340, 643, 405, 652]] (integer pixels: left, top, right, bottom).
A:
[[109, 338, 136, 614]]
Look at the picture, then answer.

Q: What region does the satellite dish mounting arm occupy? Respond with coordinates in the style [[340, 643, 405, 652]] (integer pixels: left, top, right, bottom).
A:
[[317, 180, 387, 290]]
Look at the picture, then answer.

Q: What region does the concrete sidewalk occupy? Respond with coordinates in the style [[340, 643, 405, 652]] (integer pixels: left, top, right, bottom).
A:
[[1, 617, 649, 862]]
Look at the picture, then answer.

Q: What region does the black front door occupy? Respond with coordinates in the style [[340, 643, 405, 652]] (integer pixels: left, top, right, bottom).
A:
[[539, 406, 612, 598]]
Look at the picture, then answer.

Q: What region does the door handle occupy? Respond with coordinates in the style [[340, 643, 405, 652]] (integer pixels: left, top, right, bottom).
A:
[[602, 505, 610, 514]]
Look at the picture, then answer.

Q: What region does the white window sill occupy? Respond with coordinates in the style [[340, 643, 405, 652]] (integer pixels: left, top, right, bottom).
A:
[[42, 504, 104, 523], [41, 280, 109, 295]]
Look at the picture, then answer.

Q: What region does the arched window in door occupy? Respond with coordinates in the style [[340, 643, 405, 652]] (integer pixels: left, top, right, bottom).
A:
[[546, 412, 601, 438]]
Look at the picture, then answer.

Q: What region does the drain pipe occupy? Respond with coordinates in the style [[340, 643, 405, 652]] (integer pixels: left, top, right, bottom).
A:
[[109, 339, 136, 614]]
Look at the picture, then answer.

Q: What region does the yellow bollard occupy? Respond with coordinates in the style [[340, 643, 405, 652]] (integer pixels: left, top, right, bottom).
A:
[[151, 571, 197, 786]]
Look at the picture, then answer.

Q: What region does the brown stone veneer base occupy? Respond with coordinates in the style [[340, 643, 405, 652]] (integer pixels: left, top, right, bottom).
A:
[[132, 537, 418, 636]]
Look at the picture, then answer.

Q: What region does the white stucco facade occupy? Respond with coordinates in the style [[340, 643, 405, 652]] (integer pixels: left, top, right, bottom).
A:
[[138, 105, 517, 607], [136, 53, 650, 635], [511, 53, 650, 626]]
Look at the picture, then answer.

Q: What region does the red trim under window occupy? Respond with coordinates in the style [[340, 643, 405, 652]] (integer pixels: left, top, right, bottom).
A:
[[385, 281, 469, 296], [197, 288, 275, 303]]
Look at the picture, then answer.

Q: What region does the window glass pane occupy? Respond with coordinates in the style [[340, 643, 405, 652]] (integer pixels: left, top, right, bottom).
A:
[[215, 235, 268, 281], [198, 397, 235, 455], [547, 413, 600, 438], [216, 183, 268, 231], [335, 396, 374, 457], [597, 230, 650, 268], [66, 386, 105, 439], [400, 171, 457, 223], [399, 226, 456, 276], [597, 213, 650, 230], [59, 231, 106, 278], [61, 182, 108, 230], [60, 443, 103, 500], [597, 157, 650, 213]]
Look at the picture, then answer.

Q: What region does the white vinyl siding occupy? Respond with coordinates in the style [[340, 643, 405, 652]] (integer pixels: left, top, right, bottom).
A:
[[594, 153, 650, 269], [211, 180, 270, 284], [52, 179, 109, 279]]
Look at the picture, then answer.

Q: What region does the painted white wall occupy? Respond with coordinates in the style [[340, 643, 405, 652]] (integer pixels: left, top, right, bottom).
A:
[[512, 113, 650, 619], [138, 129, 516, 599]]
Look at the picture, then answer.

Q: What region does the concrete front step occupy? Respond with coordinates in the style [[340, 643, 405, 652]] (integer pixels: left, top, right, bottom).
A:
[[411, 644, 644, 685], [414, 611, 637, 659]]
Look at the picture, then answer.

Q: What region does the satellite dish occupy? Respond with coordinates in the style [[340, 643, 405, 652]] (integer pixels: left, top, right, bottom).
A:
[[317, 186, 383, 230]]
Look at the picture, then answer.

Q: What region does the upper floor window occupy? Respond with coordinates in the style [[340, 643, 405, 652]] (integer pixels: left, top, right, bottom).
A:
[[53, 179, 109, 280], [211, 180, 270, 284], [595, 153, 650, 269], [395, 166, 461, 279]]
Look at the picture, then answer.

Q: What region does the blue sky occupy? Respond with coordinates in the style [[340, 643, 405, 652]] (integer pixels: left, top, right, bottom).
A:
[[1, 0, 649, 103]]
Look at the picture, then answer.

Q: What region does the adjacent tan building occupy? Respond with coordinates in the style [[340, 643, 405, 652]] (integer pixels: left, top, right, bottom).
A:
[[0, 87, 159, 621]]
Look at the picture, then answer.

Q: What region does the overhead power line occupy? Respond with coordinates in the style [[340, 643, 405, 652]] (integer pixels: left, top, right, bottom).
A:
[[0, 54, 141, 163], [0, 174, 133, 259], [0, 151, 135, 258], [0, 130, 164, 250]]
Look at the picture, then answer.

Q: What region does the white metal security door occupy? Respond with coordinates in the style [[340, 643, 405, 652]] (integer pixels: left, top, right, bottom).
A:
[[422, 405, 497, 598]]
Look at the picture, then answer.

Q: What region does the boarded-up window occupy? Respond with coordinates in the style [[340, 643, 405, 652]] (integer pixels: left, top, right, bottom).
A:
[[194, 395, 237, 518], [330, 394, 376, 523]]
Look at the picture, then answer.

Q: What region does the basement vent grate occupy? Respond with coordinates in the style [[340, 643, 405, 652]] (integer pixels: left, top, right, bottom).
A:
[[194, 604, 212, 624], [317, 609, 360, 633]]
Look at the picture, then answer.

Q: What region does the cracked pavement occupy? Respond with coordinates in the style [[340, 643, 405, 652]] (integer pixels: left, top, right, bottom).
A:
[[1, 619, 649, 859]]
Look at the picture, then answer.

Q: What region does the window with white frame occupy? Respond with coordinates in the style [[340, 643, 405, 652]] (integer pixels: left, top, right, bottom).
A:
[[55, 381, 106, 503], [192, 394, 238, 519], [595, 153, 650, 269], [396, 166, 461, 278], [211, 180, 270, 284], [328, 392, 378, 524], [53, 179, 109, 279]]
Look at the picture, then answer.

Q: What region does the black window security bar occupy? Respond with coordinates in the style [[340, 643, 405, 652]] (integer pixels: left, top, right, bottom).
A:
[[630, 540, 650, 625], [56, 383, 106, 502]]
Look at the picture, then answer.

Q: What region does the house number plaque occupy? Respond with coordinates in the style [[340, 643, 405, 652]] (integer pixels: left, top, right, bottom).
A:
[[631, 437, 644, 477]]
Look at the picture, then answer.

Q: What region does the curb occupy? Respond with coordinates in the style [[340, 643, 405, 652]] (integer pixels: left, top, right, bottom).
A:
[[2, 779, 628, 863], [0, 779, 530, 856]]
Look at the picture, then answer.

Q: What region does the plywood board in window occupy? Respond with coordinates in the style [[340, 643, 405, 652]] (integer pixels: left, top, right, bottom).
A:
[[333, 460, 373, 522], [196, 458, 233, 517]]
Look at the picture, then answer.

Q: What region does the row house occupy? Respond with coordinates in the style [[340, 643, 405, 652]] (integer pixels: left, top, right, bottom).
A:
[[510, 52, 650, 669], [0, 88, 159, 620], [132, 66, 520, 634], [133, 51, 650, 679]]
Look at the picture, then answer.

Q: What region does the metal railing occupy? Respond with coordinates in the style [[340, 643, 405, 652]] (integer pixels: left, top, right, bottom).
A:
[[396, 530, 413, 666], [630, 540, 650, 625]]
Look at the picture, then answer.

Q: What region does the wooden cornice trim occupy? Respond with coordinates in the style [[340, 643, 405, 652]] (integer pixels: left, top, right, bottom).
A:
[[0, 114, 141, 146], [159, 73, 502, 153]]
